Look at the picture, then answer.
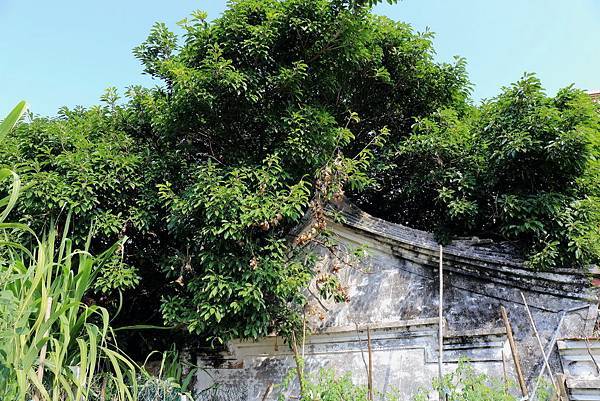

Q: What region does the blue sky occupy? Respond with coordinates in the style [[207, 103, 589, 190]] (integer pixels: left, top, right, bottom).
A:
[[1, 0, 598, 117]]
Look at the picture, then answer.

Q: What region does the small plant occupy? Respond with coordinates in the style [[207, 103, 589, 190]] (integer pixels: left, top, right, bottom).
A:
[[413, 360, 516, 401], [137, 346, 198, 401], [277, 366, 399, 401]]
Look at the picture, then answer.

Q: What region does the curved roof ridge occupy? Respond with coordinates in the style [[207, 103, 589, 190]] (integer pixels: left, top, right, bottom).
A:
[[330, 201, 597, 301]]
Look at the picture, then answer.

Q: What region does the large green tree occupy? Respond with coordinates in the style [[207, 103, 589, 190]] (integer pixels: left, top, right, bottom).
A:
[[125, 0, 469, 341]]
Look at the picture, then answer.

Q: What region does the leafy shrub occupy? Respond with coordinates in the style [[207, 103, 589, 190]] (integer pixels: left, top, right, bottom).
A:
[[137, 346, 197, 401], [413, 360, 557, 401], [137, 378, 184, 401], [0, 99, 150, 292], [359, 74, 600, 269]]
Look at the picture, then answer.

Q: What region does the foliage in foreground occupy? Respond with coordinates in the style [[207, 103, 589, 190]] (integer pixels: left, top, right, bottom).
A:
[[90, 346, 196, 401], [0, 105, 137, 401], [137, 346, 197, 401], [0, 225, 138, 401]]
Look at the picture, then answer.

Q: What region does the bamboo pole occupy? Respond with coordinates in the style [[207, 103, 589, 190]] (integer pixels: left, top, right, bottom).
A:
[[531, 304, 589, 400], [530, 311, 566, 400], [33, 296, 53, 401], [500, 305, 528, 398], [367, 326, 374, 401], [520, 291, 559, 395], [502, 348, 509, 395], [354, 323, 369, 379], [438, 245, 444, 401], [584, 337, 600, 374]]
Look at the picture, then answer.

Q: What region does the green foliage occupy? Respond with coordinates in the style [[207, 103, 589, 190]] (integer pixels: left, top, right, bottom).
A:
[[9, 0, 462, 343], [157, 155, 313, 341], [4, 0, 596, 354], [277, 367, 399, 401], [0, 218, 139, 400], [0, 100, 27, 141], [0, 102, 27, 223], [0, 130, 137, 401], [125, 0, 463, 342], [0, 226, 138, 401], [360, 74, 600, 269], [414, 361, 516, 401], [0, 97, 154, 295], [129, 0, 468, 172], [135, 347, 197, 401]]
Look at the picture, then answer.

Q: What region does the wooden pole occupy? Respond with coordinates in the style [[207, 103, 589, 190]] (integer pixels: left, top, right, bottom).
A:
[[520, 291, 559, 395], [585, 337, 600, 374], [302, 316, 306, 360], [33, 296, 53, 401], [500, 305, 528, 398], [555, 374, 568, 401], [367, 326, 374, 401], [438, 245, 444, 401], [354, 323, 369, 379], [261, 383, 274, 401]]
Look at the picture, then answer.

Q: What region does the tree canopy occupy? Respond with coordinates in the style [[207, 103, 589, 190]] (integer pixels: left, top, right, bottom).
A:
[[127, 0, 469, 341], [357, 74, 600, 269]]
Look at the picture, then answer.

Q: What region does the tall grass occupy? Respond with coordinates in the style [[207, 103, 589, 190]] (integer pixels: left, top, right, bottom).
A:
[[0, 100, 26, 141], [0, 102, 138, 401]]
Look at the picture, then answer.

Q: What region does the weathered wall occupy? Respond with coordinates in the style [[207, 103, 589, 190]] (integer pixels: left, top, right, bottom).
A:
[[194, 203, 598, 400]]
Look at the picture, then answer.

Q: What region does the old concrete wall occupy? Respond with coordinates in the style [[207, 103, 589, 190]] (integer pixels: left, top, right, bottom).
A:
[[194, 203, 598, 400]]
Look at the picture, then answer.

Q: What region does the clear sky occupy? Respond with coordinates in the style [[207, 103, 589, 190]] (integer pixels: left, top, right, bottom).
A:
[[1, 0, 598, 117]]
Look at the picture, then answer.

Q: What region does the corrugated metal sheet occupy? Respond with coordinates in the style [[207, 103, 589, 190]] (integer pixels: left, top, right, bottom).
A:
[[558, 339, 600, 400]]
